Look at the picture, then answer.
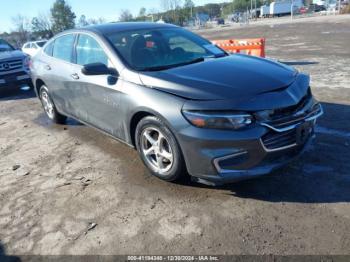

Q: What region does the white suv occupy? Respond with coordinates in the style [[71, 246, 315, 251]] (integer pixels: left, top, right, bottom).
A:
[[22, 40, 47, 57]]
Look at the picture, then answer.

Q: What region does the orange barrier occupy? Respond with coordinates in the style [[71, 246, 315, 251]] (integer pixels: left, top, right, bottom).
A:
[[212, 38, 265, 58]]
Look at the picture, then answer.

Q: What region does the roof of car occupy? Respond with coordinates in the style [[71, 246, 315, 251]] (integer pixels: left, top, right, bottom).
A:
[[82, 22, 177, 35]]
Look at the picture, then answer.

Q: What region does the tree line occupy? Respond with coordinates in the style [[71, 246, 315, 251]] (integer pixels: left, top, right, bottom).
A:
[[1, 0, 261, 47], [120, 0, 263, 25]]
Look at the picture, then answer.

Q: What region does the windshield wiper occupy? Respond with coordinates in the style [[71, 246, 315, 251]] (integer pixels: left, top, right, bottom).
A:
[[140, 57, 205, 72], [214, 52, 228, 58], [204, 53, 228, 59]]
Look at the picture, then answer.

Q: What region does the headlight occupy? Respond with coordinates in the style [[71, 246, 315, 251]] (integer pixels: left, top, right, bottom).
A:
[[23, 56, 31, 70], [182, 110, 253, 130]]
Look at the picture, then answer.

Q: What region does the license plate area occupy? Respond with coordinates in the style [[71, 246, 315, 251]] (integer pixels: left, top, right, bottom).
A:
[[296, 121, 314, 145], [4, 75, 17, 82]]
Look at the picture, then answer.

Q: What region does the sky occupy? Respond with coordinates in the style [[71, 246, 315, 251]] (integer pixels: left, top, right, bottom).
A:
[[0, 0, 225, 33]]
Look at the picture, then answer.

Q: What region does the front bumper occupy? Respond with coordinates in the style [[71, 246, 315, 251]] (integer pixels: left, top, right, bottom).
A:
[[177, 104, 323, 186], [0, 71, 32, 88]]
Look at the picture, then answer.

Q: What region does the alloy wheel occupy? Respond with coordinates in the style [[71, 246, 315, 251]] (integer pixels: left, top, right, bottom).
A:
[[141, 127, 174, 174], [41, 89, 54, 119]]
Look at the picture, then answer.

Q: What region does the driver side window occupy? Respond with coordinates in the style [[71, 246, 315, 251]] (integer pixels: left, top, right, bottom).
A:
[[76, 34, 109, 66]]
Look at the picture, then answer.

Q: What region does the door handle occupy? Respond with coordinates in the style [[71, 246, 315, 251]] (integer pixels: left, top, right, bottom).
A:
[[71, 73, 79, 80], [44, 65, 51, 70]]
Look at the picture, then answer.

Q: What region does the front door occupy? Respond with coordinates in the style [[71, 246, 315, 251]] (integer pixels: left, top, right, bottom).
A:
[[69, 33, 124, 139]]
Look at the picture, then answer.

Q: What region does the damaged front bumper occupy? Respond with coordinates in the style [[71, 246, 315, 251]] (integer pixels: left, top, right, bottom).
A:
[[178, 96, 323, 186]]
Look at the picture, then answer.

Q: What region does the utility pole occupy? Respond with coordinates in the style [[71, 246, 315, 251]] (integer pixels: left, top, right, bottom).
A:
[[251, 0, 253, 19], [254, 0, 257, 20], [291, 0, 294, 20]]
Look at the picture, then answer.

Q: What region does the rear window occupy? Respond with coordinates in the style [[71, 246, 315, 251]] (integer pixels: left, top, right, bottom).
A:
[[52, 34, 76, 63], [44, 41, 54, 56], [37, 41, 47, 47]]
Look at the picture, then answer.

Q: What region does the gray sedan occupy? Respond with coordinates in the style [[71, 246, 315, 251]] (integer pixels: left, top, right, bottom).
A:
[[30, 22, 322, 185]]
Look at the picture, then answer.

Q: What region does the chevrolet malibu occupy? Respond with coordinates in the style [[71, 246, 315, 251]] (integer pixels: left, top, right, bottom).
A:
[[31, 23, 323, 185]]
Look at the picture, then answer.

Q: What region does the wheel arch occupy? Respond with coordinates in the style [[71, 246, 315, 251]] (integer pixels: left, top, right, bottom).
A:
[[128, 107, 178, 148], [129, 111, 155, 147], [35, 79, 46, 97]]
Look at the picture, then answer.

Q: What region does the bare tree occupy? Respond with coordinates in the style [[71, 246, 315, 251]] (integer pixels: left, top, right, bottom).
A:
[[11, 14, 31, 45], [78, 15, 89, 27], [160, 0, 182, 21], [160, 0, 171, 11], [148, 8, 159, 15], [119, 9, 133, 22], [88, 17, 106, 25], [97, 17, 106, 24], [139, 7, 147, 17], [160, 0, 182, 11]]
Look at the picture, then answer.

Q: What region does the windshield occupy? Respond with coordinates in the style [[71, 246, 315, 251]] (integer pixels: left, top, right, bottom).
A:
[[106, 27, 226, 71], [0, 39, 14, 52], [37, 41, 47, 47]]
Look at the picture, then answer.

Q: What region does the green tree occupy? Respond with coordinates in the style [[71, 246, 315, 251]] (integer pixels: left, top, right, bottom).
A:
[[139, 7, 147, 17], [31, 13, 53, 39], [203, 3, 221, 17], [50, 0, 76, 34]]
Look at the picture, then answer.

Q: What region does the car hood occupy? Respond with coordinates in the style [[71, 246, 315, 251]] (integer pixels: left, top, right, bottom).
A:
[[0, 50, 26, 61], [139, 54, 297, 100]]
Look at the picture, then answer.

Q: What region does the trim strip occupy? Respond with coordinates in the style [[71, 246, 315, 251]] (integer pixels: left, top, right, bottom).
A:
[[260, 104, 323, 133], [213, 151, 248, 174], [260, 139, 298, 153]]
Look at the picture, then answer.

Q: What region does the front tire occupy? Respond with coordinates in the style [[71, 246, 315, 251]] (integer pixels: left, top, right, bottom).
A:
[[135, 116, 186, 182], [39, 86, 67, 124]]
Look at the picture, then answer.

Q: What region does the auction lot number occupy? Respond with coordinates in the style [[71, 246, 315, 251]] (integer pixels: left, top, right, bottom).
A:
[[127, 256, 219, 261]]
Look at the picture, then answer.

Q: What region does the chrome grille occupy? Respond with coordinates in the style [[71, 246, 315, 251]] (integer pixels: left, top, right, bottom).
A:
[[266, 103, 322, 130], [0, 59, 23, 72], [257, 89, 323, 132], [270, 89, 312, 121], [262, 129, 297, 150]]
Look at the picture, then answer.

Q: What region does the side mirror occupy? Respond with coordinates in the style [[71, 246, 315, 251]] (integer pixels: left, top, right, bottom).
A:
[[82, 63, 118, 76]]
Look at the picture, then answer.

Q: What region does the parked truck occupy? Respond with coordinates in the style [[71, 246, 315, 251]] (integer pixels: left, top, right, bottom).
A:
[[260, 5, 270, 17], [269, 0, 302, 16], [270, 2, 292, 16]]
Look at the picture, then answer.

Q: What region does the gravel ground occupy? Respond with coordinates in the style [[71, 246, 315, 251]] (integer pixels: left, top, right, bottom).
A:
[[0, 15, 350, 255]]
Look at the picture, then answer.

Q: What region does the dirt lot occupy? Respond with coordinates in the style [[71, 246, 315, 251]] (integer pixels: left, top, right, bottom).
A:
[[1, 15, 350, 255]]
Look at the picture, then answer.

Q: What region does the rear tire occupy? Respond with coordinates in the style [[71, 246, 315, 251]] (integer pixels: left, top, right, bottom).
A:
[[135, 116, 186, 182], [39, 85, 67, 124]]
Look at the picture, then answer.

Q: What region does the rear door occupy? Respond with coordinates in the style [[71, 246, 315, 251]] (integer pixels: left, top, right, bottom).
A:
[[47, 33, 83, 119]]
